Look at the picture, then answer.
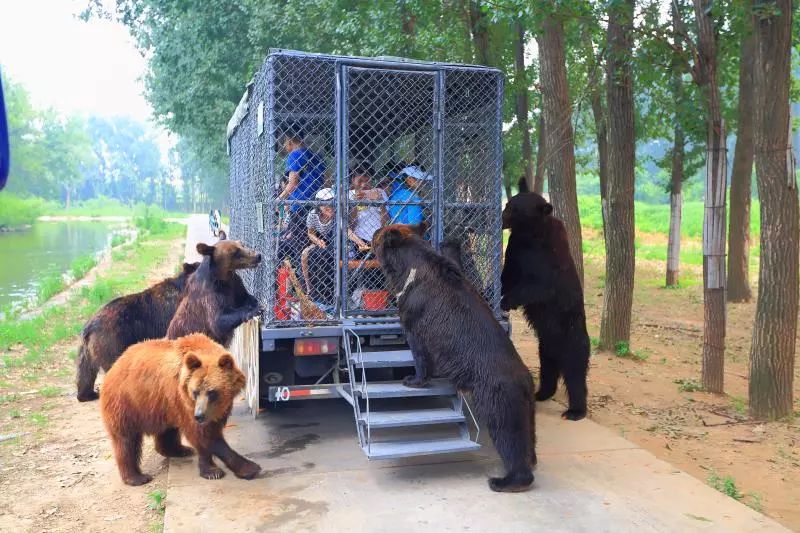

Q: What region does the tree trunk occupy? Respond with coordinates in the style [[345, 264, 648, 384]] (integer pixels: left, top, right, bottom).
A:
[[513, 20, 534, 190], [533, 114, 546, 194], [666, 1, 685, 288], [400, 1, 416, 56], [536, 14, 584, 285], [749, 0, 798, 420], [693, 0, 727, 393], [666, 136, 684, 287], [65, 187, 71, 210], [464, 0, 490, 65], [581, 27, 608, 235], [599, 0, 635, 351], [727, 29, 755, 303]]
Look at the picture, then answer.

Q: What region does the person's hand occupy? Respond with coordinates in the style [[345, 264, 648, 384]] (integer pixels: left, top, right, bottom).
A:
[[318, 240, 328, 249], [358, 242, 370, 252]]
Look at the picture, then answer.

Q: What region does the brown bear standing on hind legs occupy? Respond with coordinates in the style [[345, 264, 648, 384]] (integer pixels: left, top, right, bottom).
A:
[[374, 222, 536, 493], [501, 178, 590, 421], [100, 333, 261, 485], [76, 262, 199, 402], [167, 240, 262, 346]]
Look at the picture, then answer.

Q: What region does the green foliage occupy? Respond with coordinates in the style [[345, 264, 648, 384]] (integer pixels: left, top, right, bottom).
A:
[[707, 470, 743, 501], [38, 386, 62, 398], [675, 378, 703, 392], [70, 255, 98, 280], [0, 193, 54, 229], [731, 396, 747, 415], [614, 341, 630, 357], [147, 489, 167, 514], [36, 274, 66, 304]]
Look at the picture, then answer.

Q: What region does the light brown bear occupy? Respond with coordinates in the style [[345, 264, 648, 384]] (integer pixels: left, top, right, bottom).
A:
[[100, 333, 261, 485]]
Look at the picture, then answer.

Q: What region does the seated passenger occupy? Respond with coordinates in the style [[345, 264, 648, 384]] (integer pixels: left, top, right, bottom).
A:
[[347, 165, 387, 259], [387, 163, 431, 226]]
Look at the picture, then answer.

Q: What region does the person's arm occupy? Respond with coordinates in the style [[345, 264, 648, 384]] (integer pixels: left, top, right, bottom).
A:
[[348, 229, 369, 250], [278, 171, 300, 200], [307, 227, 326, 248]]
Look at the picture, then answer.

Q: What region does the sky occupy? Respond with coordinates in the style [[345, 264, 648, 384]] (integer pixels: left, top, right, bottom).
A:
[[0, 0, 166, 140]]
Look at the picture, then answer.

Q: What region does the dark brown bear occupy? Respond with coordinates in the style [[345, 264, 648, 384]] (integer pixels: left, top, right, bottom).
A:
[[166, 240, 261, 346], [374, 223, 536, 493], [76, 262, 199, 402], [100, 333, 261, 485], [501, 182, 590, 421]]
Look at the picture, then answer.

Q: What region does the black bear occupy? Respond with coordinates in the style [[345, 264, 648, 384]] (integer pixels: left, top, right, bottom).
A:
[[374, 222, 536, 493], [76, 262, 199, 402], [501, 180, 590, 421], [167, 240, 262, 347]]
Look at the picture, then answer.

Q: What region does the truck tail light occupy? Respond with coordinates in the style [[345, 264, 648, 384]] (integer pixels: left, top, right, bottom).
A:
[[293, 337, 338, 356]]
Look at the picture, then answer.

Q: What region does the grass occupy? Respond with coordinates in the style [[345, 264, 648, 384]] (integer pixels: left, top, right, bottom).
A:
[[69, 254, 98, 281], [28, 412, 47, 428], [47, 197, 186, 219], [110, 234, 127, 247], [36, 274, 66, 304], [675, 378, 703, 392], [708, 470, 743, 500], [38, 386, 61, 398], [8, 408, 21, 419], [731, 396, 747, 415]]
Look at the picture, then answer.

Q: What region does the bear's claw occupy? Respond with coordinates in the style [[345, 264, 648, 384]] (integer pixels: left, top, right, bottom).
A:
[[402, 375, 430, 388], [234, 460, 262, 480], [488, 473, 533, 493], [124, 473, 153, 486], [77, 391, 100, 402], [200, 466, 226, 480], [561, 409, 586, 421]]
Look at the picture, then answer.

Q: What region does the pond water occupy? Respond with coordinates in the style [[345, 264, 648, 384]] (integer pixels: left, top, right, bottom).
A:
[[0, 221, 120, 311]]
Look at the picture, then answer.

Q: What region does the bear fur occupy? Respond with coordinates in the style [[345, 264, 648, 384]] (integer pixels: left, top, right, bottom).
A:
[[167, 240, 262, 346], [501, 183, 590, 421], [76, 262, 200, 402], [100, 333, 261, 485], [374, 223, 536, 493]]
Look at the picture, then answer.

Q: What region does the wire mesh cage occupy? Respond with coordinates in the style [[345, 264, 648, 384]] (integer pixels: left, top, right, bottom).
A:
[[228, 50, 503, 327]]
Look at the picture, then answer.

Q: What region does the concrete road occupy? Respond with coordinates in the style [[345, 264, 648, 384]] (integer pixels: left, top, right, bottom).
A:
[[165, 216, 786, 532]]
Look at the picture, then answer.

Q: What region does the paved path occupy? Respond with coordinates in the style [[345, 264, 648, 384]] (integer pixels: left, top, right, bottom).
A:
[[165, 217, 787, 532]]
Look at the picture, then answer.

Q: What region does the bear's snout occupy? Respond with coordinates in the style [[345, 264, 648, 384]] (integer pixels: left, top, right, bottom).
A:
[[254, 253, 262, 264], [194, 413, 206, 423]]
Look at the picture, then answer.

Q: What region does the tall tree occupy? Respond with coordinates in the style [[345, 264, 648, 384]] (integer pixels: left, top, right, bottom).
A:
[[727, 24, 756, 302], [749, 0, 798, 420], [513, 20, 534, 190], [533, 114, 546, 194], [692, 0, 728, 393], [599, 0, 636, 351], [536, 10, 584, 284], [666, 1, 686, 287]]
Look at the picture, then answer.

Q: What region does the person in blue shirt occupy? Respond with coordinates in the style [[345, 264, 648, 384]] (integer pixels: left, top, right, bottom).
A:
[[386, 163, 430, 226], [277, 130, 326, 267]]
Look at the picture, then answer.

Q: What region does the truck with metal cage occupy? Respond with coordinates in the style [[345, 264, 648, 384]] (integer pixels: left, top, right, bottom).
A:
[[226, 50, 506, 460]]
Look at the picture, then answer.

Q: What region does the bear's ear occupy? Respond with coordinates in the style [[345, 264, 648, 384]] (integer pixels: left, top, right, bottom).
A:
[[411, 221, 428, 237], [197, 243, 215, 256], [185, 353, 202, 371], [518, 176, 529, 194], [218, 353, 235, 370], [183, 262, 199, 274], [540, 202, 553, 216], [382, 227, 406, 249]]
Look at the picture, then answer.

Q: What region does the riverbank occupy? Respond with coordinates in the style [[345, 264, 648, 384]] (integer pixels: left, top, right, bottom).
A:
[[0, 221, 186, 532]]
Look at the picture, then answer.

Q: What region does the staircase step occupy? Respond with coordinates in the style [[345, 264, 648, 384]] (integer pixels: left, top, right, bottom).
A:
[[354, 379, 455, 399], [349, 350, 414, 368], [359, 408, 465, 428], [363, 438, 481, 460]]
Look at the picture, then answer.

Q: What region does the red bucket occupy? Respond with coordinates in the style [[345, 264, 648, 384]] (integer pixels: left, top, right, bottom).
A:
[[362, 290, 389, 311]]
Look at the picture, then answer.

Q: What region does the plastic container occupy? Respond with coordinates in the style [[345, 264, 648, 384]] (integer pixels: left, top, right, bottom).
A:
[[362, 290, 389, 311]]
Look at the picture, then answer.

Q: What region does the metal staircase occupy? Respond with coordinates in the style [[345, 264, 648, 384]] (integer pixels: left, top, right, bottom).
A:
[[339, 328, 480, 460]]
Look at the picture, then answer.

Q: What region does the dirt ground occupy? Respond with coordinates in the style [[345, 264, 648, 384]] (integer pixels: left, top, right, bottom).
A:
[[511, 253, 800, 531], [0, 237, 185, 533], [1, 231, 798, 531]]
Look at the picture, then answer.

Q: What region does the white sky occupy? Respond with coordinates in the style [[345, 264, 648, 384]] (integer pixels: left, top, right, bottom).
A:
[[0, 0, 175, 157]]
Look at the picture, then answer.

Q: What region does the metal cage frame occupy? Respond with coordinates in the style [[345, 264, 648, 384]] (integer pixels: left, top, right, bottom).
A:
[[228, 50, 504, 328]]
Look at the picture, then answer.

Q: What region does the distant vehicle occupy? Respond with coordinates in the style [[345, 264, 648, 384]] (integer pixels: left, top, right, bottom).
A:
[[209, 209, 222, 237], [0, 72, 9, 190]]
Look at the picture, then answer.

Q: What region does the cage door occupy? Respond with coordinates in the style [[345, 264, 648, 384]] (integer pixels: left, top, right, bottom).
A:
[[339, 66, 440, 317]]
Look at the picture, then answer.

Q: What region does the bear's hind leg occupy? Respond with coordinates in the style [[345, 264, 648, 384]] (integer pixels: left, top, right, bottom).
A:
[[485, 399, 534, 493], [111, 432, 151, 486], [402, 333, 431, 388], [76, 345, 99, 402], [535, 345, 559, 402], [561, 345, 589, 421], [155, 428, 194, 458]]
